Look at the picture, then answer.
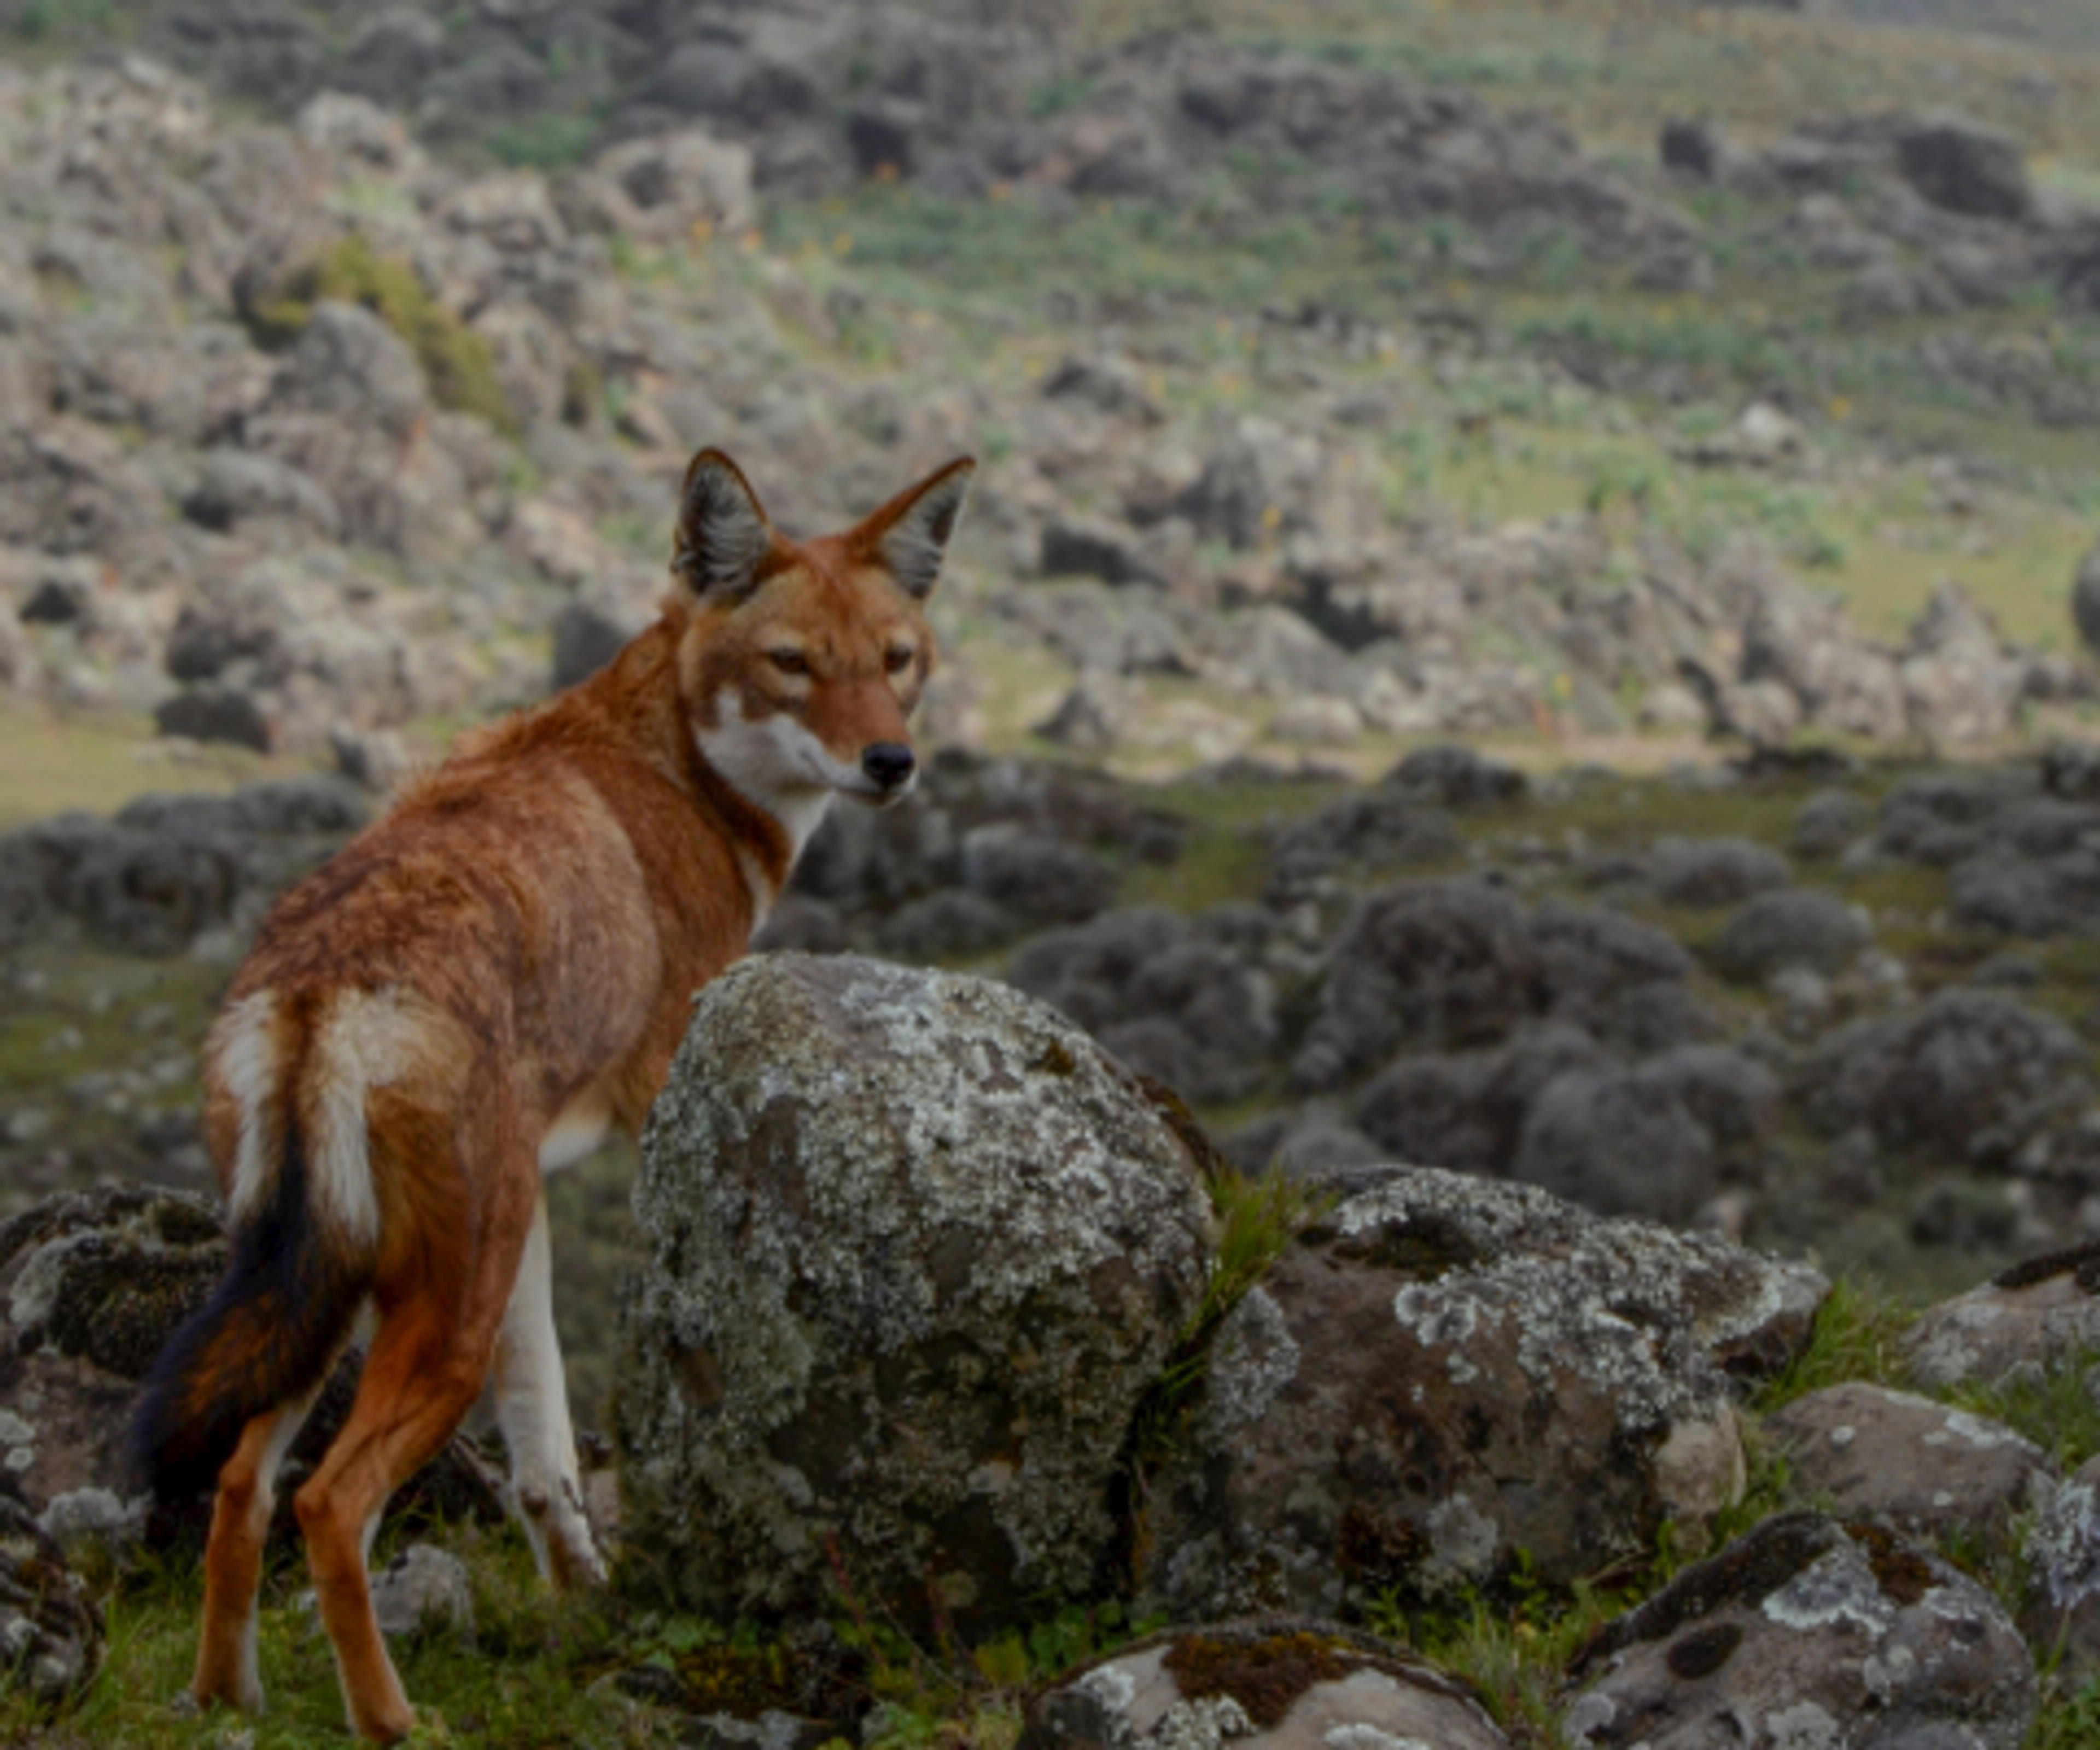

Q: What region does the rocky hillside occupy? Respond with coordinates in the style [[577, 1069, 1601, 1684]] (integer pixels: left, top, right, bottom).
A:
[[1, 4, 2099, 777]]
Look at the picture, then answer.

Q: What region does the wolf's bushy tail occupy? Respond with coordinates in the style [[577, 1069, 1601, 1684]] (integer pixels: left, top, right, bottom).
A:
[[131, 1124, 370, 1504]]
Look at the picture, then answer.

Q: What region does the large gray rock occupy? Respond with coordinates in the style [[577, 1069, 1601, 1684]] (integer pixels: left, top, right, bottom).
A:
[[1018, 1620, 1510, 1750], [616, 954, 1213, 1635], [1139, 1168, 1825, 1620], [1563, 1512, 2037, 1749], [1900, 581, 2026, 747], [267, 300, 428, 439]]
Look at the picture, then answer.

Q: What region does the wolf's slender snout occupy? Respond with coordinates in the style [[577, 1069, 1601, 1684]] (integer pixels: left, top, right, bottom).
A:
[[862, 742, 916, 790]]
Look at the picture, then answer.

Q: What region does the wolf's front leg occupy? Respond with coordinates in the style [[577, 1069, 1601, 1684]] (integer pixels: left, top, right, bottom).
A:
[[492, 1195, 605, 1588]]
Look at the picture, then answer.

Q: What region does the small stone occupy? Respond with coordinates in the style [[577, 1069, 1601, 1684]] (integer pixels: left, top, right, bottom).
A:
[[1766, 1382, 2056, 1548], [369, 1544, 474, 1642]]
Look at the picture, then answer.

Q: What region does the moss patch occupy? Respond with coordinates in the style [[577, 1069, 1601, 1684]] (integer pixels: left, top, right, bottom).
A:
[[1160, 1629, 1356, 1730], [246, 234, 517, 435]]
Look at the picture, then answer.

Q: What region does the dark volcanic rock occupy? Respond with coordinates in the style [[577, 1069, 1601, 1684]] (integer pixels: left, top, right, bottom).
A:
[[1896, 114, 2033, 221], [1292, 880, 1539, 1090], [1264, 792, 1462, 902], [1707, 889, 1869, 983], [1562, 1512, 2036, 1749], [1511, 1046, 1778, 1224], [1007, 907, 1280, 1105], [2075, 544, 2100, 660], [0, 778, 364, 955], [154, 685, 273, 752], [1796, 989, 2086, 1162], [1382, 743, 1527, 809], [1355, 1024, 1609, 1178], [1221, 1106, 1386, 1180], [1529, 901, 1693, 1026], [551, 599, 644, 691], [1791, 788, 1870, 860], [960, 825, 1119, 928], [1139, 1168, 1825, 1619], [1875, 769, 2033, 866]]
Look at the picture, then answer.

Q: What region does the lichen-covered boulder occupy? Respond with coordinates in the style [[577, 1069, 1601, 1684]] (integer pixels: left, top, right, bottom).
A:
[[1764, 1382, 2056, 1550], [615, 953, 1214, 1634], [0, 1185, 226, 1537], [1138, 1168, 1826, 1619], [1905, 1241, 2100, 1389], [0, 1495, 101, 1710], [1017, 1619, 1510, 1750], [1562, 1513, 2037, 1749]]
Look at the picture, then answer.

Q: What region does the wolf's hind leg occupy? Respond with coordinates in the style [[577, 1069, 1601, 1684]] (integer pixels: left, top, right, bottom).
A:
[[194, 1388, 320, 1714], [493, 1193, 604, 1588]]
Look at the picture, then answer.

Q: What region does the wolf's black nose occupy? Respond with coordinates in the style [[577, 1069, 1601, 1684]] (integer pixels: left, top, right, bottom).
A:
[[862, 743, 916, 789]]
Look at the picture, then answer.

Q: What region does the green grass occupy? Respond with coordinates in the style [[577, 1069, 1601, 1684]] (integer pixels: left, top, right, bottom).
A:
[[487, 112, 600, 173], [1078, 0, 2100, 162], [0, 707, 294, 835], [1751, 1276, 1920, 1414], [3, 1531, 673, 1749]]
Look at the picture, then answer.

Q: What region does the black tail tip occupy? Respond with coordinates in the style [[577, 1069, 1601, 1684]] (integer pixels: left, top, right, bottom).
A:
[[127, 1378, 228, 1509]]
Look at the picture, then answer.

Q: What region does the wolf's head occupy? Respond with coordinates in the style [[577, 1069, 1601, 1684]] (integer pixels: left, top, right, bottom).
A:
[[669, 449, 973, 829]]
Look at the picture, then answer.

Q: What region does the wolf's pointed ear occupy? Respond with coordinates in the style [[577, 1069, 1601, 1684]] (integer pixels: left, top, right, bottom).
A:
[[673, 449, 774, 601], [853, 456, 975, 602]]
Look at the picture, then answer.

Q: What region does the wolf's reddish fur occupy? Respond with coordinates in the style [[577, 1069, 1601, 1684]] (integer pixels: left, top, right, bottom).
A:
[[133, 449, 973, 1742]]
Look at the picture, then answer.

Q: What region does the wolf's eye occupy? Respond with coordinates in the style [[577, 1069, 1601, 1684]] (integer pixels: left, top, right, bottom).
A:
[[884, 645, 914, 674], [769, 649, 809, 676]]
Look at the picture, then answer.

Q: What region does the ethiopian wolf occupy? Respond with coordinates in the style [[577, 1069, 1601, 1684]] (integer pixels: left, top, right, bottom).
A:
[[132, 448, 975, 1742]]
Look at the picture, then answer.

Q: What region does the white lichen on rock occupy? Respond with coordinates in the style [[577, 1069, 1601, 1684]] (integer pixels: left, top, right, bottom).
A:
[[615, 954, 1211, 1629]]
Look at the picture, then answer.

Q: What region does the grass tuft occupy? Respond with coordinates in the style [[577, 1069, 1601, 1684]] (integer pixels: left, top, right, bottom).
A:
[[1752, 1275, 1920, 1414]]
